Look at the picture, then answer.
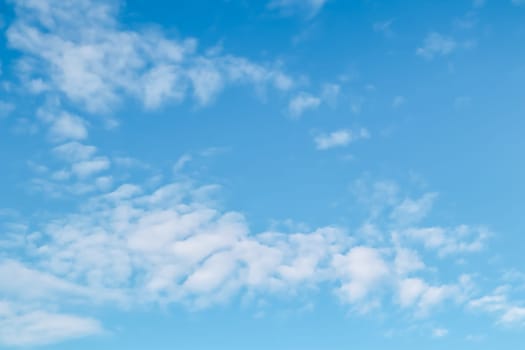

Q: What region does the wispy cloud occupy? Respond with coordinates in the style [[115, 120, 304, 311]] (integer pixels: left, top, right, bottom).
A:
[[314, 128, 369, 150], [469, 287, 525, 326], [7, 0, 295, 114], [373, 19, 395, 37], [416, 33, 457, 59], [432, 328, 449, 338], [288, 92, 322, 118], [268, 0, 328, 19], [0, 307, 103, 347]]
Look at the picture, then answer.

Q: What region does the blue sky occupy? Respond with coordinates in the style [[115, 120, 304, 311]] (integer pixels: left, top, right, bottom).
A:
[[0, 0, 525, 348]]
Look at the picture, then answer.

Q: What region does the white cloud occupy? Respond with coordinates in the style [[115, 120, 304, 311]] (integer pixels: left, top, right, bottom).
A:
[[0, 308, 102, 347], [352, 179, 399, 219], [0, 260, 92, 301], [333, 246, 389, 303], [400, 225, 489, 256], [500, 306, 525, 324], [390, 193, 438, 226], [288, 92, 321, 118], [53, 142, 97, 162], [0, 170, 502, 343], [432, 328, 449, 337], [17, 180, 354, 309], [113, 156, 149, 169], [7, 0, 294, 113], [71, 157, 110, 177], [394, 248, 425, 275], [142, 64, 185, 109], [398, 278, 427, 307], [0, 174, 509, 347], [173, 154, 192, 173], [268, 0, 328, 19], [188, 62, 224, 105], [0, 261, 110, 346], [512, 0, 525, 5], [314, 128, 369, 150], [416, 33, 457, 59], [469, 287, 525, 326], [48, 112, 88, 141], [397, 276, 470, 315]]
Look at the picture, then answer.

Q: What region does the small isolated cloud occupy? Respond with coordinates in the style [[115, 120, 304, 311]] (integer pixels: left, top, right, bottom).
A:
[[71, 157, 111, 178], [314, 128, 369, 150], [416, 33, 457, 59], [288, 92, 321, 118], [500, 307, 525, 324], [432, 328, 449, 338], [512, 0, 525, 5], [173, 153, 192, 173], [268, 0, 328, 19]]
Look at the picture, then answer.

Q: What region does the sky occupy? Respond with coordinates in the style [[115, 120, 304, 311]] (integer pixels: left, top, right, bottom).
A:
[[0, 0, 525, 348]]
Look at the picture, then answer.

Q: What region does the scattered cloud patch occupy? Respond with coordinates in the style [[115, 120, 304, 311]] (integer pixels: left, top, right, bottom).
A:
[[288, 92, 321, 118], [398, 225, 489, 256], [71, 157, 111, 178], [268, 0, 328, 19], [49, 113, 88, 141], [417, 33, 457, 59], [314, 128, 369, 150], [173, 154, 193, 173], [390, 193, 438, 226], [53, 142, 97, 162], [7, 0, 295, 114], [0, 307, 102, 347], [469, 287, 525, 326]]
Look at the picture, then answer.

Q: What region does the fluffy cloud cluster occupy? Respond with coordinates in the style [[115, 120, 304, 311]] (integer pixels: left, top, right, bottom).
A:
[[0, 170, 497, 346], [29, 140, 113, 196], [7, 0, 294, 114], [1, 1, 523, 348]]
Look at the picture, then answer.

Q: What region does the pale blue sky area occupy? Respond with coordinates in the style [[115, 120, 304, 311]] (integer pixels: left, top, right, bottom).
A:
[[0, 0, 525, 348]]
